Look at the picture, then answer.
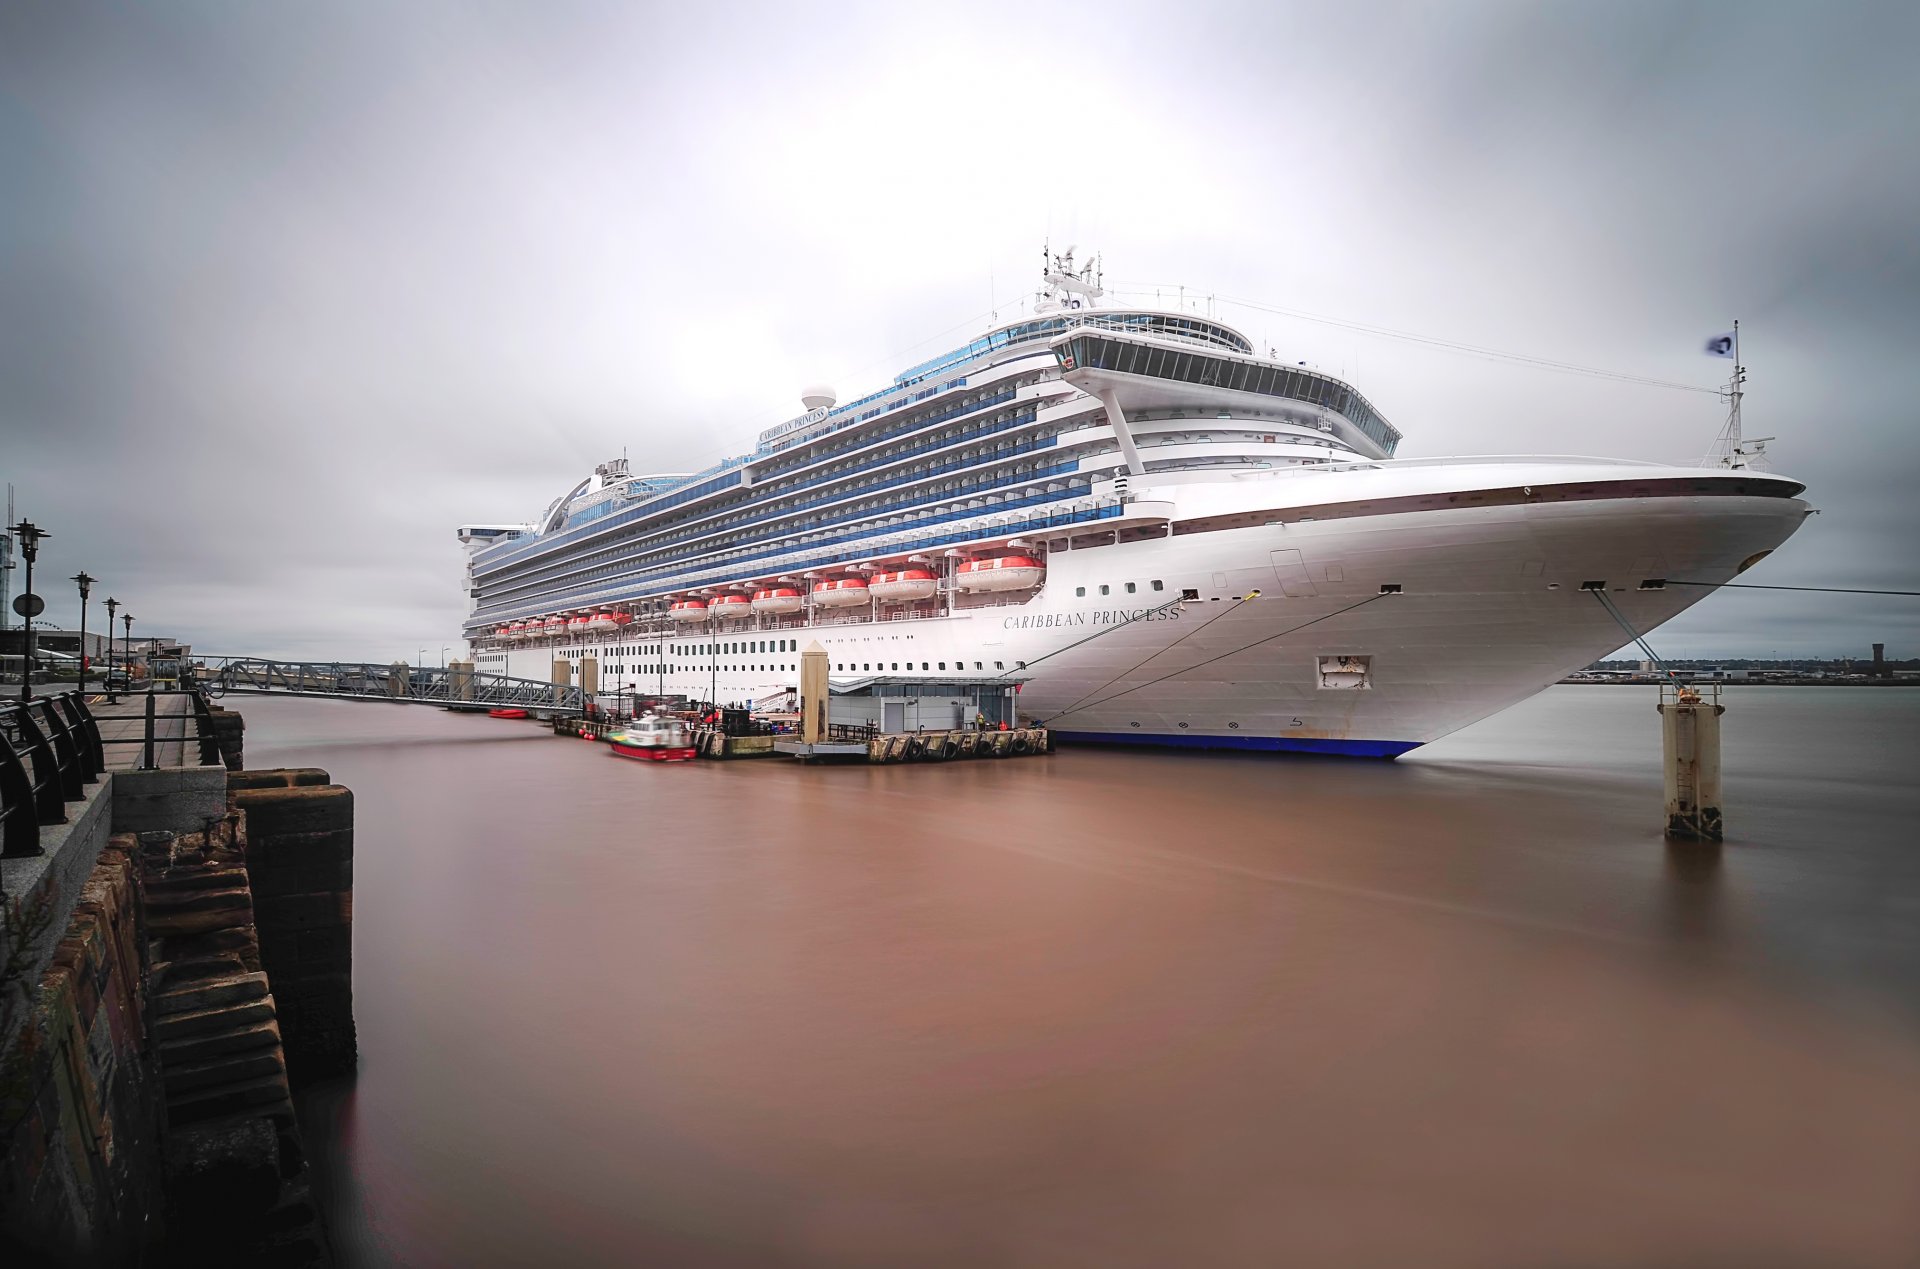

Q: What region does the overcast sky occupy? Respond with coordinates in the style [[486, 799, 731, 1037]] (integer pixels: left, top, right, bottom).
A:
[[3, 1, 1917, 662]]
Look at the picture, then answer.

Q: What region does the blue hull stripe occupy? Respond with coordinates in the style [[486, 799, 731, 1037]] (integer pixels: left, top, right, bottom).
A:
[[1054, 730, 1422, 759]]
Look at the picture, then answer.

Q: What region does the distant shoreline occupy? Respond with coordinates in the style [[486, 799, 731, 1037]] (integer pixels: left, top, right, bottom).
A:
[[1557, 677, 1919, 687]]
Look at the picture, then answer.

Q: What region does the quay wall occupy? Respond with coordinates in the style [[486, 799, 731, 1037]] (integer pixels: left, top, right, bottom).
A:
[[0, 838, 163, 1268], [2, 697, 354, 1266]]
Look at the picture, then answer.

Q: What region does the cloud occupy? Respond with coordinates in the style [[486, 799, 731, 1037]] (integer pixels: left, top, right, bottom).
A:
[[2, 1, 1915, 661]]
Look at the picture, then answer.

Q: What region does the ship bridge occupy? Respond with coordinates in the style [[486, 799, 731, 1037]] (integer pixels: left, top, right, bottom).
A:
[[1051, 328, 1402, 462]]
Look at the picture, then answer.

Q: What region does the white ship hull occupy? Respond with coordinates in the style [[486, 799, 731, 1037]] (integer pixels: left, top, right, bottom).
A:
[[474, 462, 1809, 757]]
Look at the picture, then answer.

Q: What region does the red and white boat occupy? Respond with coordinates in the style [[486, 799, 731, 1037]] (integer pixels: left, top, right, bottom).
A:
[[955, 555, 1046, 592], [868, 568, 938, 603], [711, 594, 753, 621], [812, 577, 870, 608], [670, 600, 708, 622], [607, 713, 698, 762], [541, 616, 565, 638], [586, 610, 619, 633], [751, 586, 804, 615]]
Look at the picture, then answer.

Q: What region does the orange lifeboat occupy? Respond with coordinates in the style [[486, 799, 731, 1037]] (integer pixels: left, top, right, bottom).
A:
[[956, 555, 1046, 593], [567, 615, 591, 636], [869, 568, 939, 603], [586, 610, 617, 633], [542, 616, 566, 637], [670, 600, 708, 623], [812, 577, 870, 608], [609, 611, 633, 629], [711, 594, 753, 621], [751, 587, 804, 615]]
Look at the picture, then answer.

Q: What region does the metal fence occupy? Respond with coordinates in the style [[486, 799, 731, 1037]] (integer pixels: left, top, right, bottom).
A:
[[0, 691, 105, 864]]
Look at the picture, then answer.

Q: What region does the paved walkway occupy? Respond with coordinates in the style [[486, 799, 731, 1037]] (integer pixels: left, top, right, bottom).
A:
[[85, 691, 196, 770]]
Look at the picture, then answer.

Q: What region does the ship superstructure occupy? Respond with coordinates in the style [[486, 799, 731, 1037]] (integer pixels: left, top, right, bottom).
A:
[[458, 251, 1810, 755]]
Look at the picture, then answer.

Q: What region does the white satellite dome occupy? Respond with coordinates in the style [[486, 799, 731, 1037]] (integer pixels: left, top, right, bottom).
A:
[[800, 384, 837, 410]]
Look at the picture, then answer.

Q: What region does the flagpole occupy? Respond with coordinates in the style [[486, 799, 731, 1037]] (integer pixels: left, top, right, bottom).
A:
[[1729, 318, 1743, 468]]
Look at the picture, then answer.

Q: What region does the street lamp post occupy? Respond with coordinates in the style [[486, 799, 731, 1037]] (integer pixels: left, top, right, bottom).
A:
[[122, 613, 134, 692], [103, 597, 120, 703], [11, 520, 47, 703], [71, 570, 94, 696]]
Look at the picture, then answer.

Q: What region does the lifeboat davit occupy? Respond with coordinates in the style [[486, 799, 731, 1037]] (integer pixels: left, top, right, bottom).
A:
[[586, 610, 617, 633], [812, 578, 870, 608], [670, 600, 708, 623], [751, 587, 804, 615], [956, 555, 1046, 593], [869, 568, 939, 603], [711, 594, 753, 621]]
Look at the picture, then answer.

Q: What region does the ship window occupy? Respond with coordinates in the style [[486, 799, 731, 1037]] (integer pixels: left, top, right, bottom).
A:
[[939, 662, 948, 670], [1125, 582, 1136, 593], [922, 662, 929, 670], [891, 663, 899, 670], [1182, 588, 1200, 600], [1152, 580, 1165, 591], [975, 662, 983, 670], [1099, 585, 1110, 595], [1075, 586, 1085, 597], [995, 661, 1004, 670]]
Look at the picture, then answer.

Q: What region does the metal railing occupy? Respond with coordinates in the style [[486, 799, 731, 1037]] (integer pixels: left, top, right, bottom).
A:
[[0, 691, 106, 864], [199, 658, 586, 714]]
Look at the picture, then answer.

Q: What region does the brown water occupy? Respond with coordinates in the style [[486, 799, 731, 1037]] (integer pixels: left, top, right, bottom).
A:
[[240, 688, 1920, 1267]]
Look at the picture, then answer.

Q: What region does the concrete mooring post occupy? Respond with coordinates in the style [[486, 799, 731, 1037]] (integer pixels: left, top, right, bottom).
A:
[[800, 641, 829, 743], [1658, 684, 1725, 841]]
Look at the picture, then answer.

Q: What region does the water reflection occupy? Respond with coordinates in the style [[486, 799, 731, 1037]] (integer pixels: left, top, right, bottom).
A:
[[238, 688, 1920, 1267]]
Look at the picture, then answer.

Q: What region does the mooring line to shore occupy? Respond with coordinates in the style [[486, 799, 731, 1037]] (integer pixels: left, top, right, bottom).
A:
[[987, 593, 1186, 680], [1042, 591, 1260, 721], [1048, 592, 1394, 722]]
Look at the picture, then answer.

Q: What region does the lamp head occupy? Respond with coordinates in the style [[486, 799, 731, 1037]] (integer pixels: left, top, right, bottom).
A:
[[72, 570, 94, 599]]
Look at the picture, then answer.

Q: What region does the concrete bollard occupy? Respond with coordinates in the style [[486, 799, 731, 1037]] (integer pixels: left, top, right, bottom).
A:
[[1658, 686, 1725, 841]]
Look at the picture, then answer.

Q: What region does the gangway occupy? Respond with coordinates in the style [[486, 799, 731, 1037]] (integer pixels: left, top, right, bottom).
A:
[[197, 658, 586, 715]]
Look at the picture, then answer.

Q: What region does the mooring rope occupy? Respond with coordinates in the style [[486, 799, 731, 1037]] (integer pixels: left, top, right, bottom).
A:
[[1043, 590, 1261, 721], [1589, 589, 1675, 681], [1045, 592, 1394, 723]]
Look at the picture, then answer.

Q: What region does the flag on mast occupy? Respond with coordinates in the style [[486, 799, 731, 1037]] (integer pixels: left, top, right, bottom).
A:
[[1704, 331, 1736, 358]]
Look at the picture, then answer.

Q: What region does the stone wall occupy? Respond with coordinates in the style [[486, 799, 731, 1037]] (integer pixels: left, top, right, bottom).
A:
[[0, 839, 164, 1267]]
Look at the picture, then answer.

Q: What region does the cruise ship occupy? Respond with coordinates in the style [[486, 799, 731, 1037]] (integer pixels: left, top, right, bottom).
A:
[[458, 251, 1810, 756]]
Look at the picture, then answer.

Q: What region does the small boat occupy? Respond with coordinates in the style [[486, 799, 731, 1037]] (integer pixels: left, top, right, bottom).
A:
[[488, 708, 529, 719], [869, 568, 939, 603], [607, 712, 698, 762], [752, 586, 804, 614], [956, 554, 1046, 592], [812, 577, 870, 608], [711, 594, 753, 621]]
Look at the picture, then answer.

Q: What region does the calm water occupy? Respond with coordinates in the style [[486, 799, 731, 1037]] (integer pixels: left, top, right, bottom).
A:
[[240, 688, 1920, 1267]]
